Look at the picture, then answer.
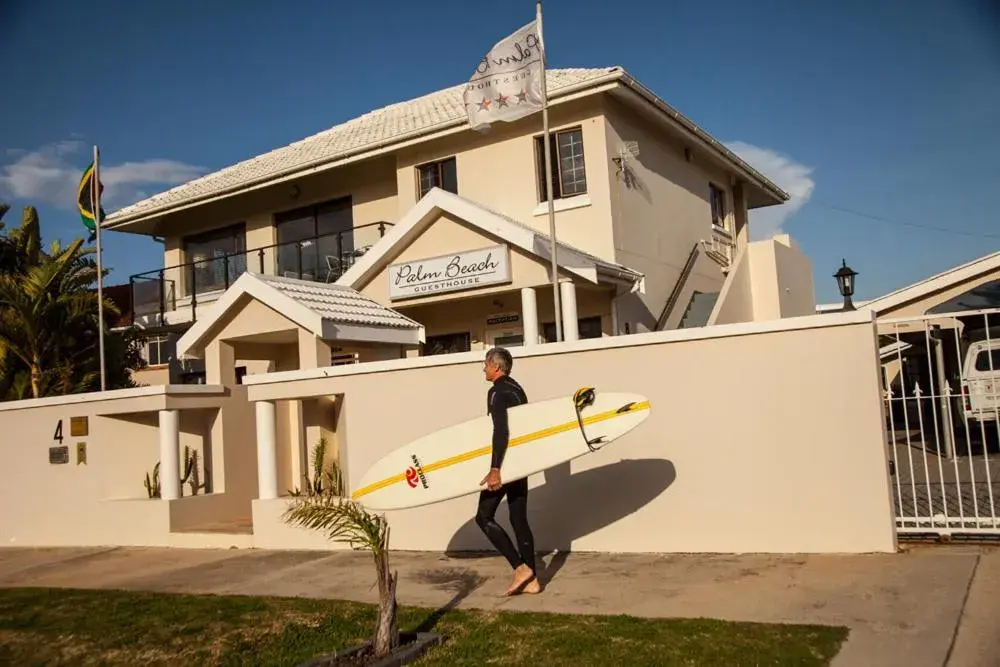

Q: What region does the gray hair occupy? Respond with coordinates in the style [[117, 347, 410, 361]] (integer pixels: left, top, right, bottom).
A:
[[485, 347, 513, 374]]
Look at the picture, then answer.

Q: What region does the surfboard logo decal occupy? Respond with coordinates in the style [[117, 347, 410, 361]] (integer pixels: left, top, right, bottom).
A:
[[351, 399, 650, 502], [408, 454, 429, 489]]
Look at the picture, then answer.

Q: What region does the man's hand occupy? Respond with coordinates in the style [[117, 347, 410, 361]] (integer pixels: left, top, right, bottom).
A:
[[480, 467, 502, 491]]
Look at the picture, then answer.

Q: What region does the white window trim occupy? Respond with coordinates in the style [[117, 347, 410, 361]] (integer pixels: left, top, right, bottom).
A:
[[532, 193, 592, 217]]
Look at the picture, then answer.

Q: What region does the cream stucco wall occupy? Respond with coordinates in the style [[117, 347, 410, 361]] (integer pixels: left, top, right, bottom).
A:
[[710, 235, 816, 325], [394, 96, 616, 261], [0, 387, 255, 548], [248, 311, 896, 554], [602, 96, 738, 331]]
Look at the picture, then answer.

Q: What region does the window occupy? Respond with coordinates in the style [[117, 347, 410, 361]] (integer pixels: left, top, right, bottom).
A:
[[183, 224, 246, 296], [974, 349, 1000, 372], [535, 127, 587, 202], [417, 157, 457, 199], [274, 196, 354, 281], [146, 336, 176, 366], [710, 183, 727, 228], [541, 316, 603, 343], [422, 332, 471, 356]]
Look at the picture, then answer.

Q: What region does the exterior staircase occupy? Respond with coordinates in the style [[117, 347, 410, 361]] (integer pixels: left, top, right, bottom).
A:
[[678, 290, 720, 329]]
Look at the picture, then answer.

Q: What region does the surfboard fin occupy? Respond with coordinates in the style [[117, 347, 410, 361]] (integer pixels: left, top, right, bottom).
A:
[[573, 386, 608, 451]]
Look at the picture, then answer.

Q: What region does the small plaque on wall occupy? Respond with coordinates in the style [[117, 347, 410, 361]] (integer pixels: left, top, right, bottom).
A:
[[487, 313, 520, 326], [49, 446, 69, 465], [70, 416, 89, 437]]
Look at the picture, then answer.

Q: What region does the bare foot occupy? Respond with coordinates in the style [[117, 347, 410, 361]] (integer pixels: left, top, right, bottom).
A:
[[503, 564, 536, 596], [522, 577, 542, 594]]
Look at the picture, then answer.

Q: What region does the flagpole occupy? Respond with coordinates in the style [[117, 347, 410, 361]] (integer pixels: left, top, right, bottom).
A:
[[536, 0, 562, 343], [93, 145, 107, 391]]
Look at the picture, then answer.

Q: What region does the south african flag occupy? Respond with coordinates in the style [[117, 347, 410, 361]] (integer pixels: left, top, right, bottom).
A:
[[77, 160, 104, 243]]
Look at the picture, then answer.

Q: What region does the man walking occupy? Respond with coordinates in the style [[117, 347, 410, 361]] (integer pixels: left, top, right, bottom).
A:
[[477, 346, 541, 596]]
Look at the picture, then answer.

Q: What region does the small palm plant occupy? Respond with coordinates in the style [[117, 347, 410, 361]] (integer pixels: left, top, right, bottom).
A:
[[282, 445, 399, 659]]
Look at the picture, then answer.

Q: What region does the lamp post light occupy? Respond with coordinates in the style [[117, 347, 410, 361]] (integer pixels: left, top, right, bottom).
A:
[[834, 259, 858, 311]]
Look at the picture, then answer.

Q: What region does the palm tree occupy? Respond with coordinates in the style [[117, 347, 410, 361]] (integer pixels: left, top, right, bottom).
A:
[[0, 237, 97, 398], [282, 457, 400, 659], [0, 203, 145, 399]]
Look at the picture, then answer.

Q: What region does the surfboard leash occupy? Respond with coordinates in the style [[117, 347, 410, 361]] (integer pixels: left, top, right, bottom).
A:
[[573, 386, 609, 451]]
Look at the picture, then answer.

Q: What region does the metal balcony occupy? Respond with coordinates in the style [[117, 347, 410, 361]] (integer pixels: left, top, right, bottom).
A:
[[129, 221, 392, 328]]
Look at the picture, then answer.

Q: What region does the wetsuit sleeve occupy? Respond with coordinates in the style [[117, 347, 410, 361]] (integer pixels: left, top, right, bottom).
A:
[[490, 390, 513, 469]]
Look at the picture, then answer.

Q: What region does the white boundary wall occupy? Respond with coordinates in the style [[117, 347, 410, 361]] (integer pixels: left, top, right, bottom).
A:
[[247, 310, 898, 554]]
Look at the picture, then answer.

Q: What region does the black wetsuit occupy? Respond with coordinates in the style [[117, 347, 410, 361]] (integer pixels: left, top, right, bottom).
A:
[[476, 374, 535, 572]]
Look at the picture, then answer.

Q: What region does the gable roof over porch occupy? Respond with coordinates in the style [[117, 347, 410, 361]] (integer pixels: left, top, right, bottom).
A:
[[176, 273, 425, 359], [336, 188, 645, 294]]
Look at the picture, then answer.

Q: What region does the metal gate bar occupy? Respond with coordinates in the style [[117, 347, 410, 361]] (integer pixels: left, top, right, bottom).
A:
[[880, 308, 1000, 536]]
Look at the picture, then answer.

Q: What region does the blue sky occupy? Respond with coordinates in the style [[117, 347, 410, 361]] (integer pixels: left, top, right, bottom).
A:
[[1, 0, 998, 303]]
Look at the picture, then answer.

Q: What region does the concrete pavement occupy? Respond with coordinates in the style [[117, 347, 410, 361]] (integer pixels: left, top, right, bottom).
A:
[[0, 543, 997, 666]]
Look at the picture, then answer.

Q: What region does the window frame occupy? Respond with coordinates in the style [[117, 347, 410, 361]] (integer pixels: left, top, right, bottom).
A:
[[416, 157, 458, 199], [709, 183, 728, 230], [541, 315, 603, 343], [422, 331, 472, 356], [146, 335, 176, 367], [534, 126, 588, 203], [273, 195, 355, 280], [181, 222, 247, 296]]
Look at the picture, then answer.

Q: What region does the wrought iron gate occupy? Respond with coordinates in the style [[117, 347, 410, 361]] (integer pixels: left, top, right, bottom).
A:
[[880, 309, 1000, 537]]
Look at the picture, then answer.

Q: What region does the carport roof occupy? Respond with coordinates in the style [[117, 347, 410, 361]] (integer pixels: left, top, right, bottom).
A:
[[863, 250, 1000, 315], [176, 273, 425, 359]]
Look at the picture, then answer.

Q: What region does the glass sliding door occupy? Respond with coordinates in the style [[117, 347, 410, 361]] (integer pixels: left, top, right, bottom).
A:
[[183, 223, 246, 296], [275, 196, 353, 282]]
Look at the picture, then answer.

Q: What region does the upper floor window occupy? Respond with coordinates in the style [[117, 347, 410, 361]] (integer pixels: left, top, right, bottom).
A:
[[709, 183, 728, 229], [535, 127, 587, 202], [417, 157, 457, 199], [274, 196, 354, 282]]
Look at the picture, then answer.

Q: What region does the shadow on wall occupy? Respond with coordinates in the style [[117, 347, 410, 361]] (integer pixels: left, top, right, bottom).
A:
[[444, 457, 676, 560]]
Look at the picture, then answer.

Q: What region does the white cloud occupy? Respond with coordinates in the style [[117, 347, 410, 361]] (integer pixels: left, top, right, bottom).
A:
[[0, 140, 205, 211], [724, 141, 815, 240]]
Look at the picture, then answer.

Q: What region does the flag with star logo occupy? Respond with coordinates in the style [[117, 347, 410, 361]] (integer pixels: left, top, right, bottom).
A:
[[464, 18, 545, 131]]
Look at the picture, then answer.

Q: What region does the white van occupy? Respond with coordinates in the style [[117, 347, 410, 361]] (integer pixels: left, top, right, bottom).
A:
[[961, 338, 1000, 422]]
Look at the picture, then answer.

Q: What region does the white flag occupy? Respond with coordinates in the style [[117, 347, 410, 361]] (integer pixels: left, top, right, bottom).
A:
[[464, 19, 545, 131]]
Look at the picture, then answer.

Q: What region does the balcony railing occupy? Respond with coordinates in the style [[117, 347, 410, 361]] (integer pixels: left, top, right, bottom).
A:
[[129, 221, 392, 327]]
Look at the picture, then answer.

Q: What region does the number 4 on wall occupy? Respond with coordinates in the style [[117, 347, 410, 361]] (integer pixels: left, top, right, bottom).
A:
[[53, 419, 63, 444]]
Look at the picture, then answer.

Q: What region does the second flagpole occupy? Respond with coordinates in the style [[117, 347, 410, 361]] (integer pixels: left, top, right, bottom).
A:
[[536, 0, 562, 343]]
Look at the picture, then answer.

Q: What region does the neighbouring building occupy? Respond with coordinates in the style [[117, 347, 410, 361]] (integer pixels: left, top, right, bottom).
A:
[[103, 66, 793, 385]]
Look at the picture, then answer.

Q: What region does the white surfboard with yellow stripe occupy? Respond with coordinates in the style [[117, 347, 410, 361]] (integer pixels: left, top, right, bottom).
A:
[[351, 387, 651, 511]]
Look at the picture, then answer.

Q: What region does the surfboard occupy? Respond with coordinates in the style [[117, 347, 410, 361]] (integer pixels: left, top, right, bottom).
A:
[[350, 387, 651, 511]]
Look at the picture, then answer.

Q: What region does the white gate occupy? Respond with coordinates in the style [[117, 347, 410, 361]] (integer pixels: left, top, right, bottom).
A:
[[880, 309, 1000, 537]]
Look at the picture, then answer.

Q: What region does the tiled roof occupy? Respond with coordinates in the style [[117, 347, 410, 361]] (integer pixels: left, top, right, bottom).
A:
[[107, 67, 622, 224], [175, 272, 423, 359], [254, 273, 420, 330]]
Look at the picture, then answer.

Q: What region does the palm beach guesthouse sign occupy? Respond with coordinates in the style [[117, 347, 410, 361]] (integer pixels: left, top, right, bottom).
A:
[[388, 245, 511, 300]]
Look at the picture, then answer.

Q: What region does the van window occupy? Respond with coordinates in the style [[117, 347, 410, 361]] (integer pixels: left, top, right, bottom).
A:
[[974, 348, 1000, 372]]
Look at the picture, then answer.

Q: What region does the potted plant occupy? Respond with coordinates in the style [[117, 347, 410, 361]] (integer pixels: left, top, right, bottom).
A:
[[283, 441, 446, 666]]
